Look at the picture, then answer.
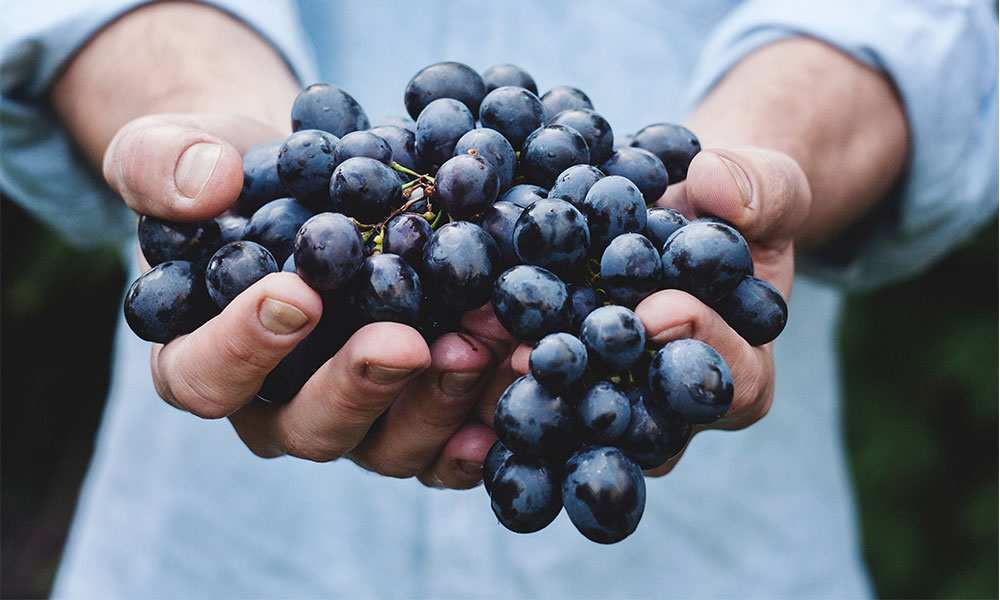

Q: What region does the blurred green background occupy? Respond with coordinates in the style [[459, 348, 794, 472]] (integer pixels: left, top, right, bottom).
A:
[[1, 197, 997, 599]]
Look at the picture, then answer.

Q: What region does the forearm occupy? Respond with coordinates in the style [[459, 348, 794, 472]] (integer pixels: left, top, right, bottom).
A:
[[50, 1, 300, 166], [685, 37, 909, 246]]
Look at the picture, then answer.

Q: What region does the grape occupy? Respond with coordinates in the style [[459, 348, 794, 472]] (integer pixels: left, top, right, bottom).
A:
[[421, 221, 501, 312], [600, 147, 669, 204], [293, 212, 364, 292], [520, 125, 590, 188], [599, 232, 662, 308], [483, 439, 514, 495], [349, 254, 423, 326], [333, 130, 393, 167], [482, 63, 538, 95], [368, 125, 422, 172], [478, 86, 546, 150], [478, 201, 526, 267], [137, 214, 223, 269], [328, 157, 402, 225], [540, 85, 594, 121], [548, 108, 614, 166], [579, 305, 646, 375], [630, 122, 701, 183], [648, 339, 734, 425], [499, 184, 548, 208], [454, 128, 517, 193], [644, 206, 688, 251], [618, 385, 691, 469], [577, 381, 631, 445], [371, 115, 416, 132], [123, 261, 216, 344], [242, 197, 314, 265], [490, 455, 563, 534], [512, 197, 590, 281], [276, 128, 339, 209], [493, 374, 577, 459], [529, 332, 588, 392], [547, 164, 604, 211], [711, 275, 788, 346], [660, 220, 752, 303], [565, 283, 601, 335], [492, 264, 571, 342], [414, 98, 476, 169], [216, 214, 248, 245], [434, 153, 499, 219], [291, 83, 369, 137], [382, 213, 433, 269], [205, 241, 279, 309], [561, 446, 645, 544], [581, 175, 647, 255], [237, 141, 288, 216], [404, 61, 486, 120]]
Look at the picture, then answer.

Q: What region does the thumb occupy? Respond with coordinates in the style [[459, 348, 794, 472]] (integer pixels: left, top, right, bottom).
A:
[[684, 148, 811, 245], [102, 113, 286, 221]]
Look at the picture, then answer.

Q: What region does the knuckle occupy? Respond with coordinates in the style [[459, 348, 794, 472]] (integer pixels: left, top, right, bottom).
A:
[[169, 371, 233, 419], [222, 333, 280, 374], [280, 428, 344, 463]]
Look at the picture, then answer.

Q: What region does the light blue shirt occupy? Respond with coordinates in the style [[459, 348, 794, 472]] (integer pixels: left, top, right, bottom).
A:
[[2, 1, 996, 598]]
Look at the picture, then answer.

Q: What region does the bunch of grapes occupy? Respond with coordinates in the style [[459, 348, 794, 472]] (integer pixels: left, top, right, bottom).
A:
[[123, 61, 788, 544]]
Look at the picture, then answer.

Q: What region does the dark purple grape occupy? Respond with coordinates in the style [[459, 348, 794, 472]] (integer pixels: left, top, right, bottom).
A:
[[137, 215, 223, 269], [333, 130, 392, 167], [547, 164, 604, 210], [618, 384, 691, 469], [494, 374, 576, 459], [660, 220, 752, 303], [561, 445, 645, 544], [478, 86, 546, 150], [482, 64, 538, 95], [294, 212, 364, 292], [490, 455, 563, 534], [600, 147, 669, 204], [581, 175, 647, 256], [454, 128, 517, 192], [548, 108, 614, 166], [478, 201, 526, 267], [566, 283, 601, 334], [237, 141, 288, 216], [630, 123, 701, 183], [290, 83, 369, 137], [577, 381, 631, 445], [492, 265, 571, 343], [540, 85, 594, 121], [328, 157, 402, 225], [648, 339, 733, 425], [123, 261, 216, 343], [281, 253, 295, 273], [414, 98, 476, 169], [205, 241, 278, 309], [644, 206, 688, 250], [216, 214, 248, 245], [711, 275, 788, 346], [520, 125, 590, 189], [349, 254, 423, 326], [382, 213, 433, 269], [483, 439, 514, 495], [512, 197, 590, 281], [499, 184, 548, 208], [599, 233, 662, 308], [579, 305, 645, 375], [276, 129, 339, 210], [529, 332, 588, 392], [371, 115, 416, 132], [404, 61, 487, 120], [434, 153, 499, 219], [369, 125, 422, 172], [421, 221, 501, 311], [242, 197, 313, 265]]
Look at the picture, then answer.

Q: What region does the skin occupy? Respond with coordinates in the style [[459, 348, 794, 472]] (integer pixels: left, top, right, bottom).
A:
[[50, 3, 907, 486]]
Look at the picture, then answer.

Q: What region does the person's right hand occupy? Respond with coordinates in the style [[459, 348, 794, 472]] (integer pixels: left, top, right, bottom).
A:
[[106, 112, 502, 489]]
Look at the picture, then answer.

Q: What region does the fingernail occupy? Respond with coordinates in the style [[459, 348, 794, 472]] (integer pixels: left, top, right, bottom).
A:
[[175, 142, 222, 199], [439, 371, 482, 396], [715, 153, 752, 206], [259, 298, 309, 334], [365, 364, 414, 384], [458, 460, 483, 477], [649, 322, 694, 345]]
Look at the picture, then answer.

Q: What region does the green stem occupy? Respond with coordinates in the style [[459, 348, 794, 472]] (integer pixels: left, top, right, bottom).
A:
[[391, 161, 422, 179]]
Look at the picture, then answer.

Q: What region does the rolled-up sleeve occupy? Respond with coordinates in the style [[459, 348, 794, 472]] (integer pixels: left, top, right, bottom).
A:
[[684, 0, 998, 291], [0, 0, 319, 247]]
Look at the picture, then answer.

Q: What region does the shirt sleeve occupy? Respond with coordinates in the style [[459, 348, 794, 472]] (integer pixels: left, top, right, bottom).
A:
[[0, 0, 320, 248], [684, 0, 998, 291]]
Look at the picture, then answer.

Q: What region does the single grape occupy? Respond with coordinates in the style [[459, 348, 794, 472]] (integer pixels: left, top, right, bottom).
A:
[[618, 384, 692, 469], [520, 125, 590, 189], [137, 215, 223, 269], [548, 108, 614, 166], [434, 153, 499, 219], [512, 197, 590, 281], [499, 184, 548, 208], [482, 63, 538, 95], [333, 130, 393, 167], [576, 381, 631, 445], [492, 264, 571, 342], [382, 213, 433, 269], [404, 61, 487, 120], [204, 241, 279, 309], [540, 85, 594, 121], [494, 374, 577, 459], [478, 201, 527, 267], [644, 206, 688, 251], [483, 439, 514, 495], [711, 275, 788, 346], [565, 283, 601, 334], [454, 128, 517, 192], [123, 261, 216, 343], [421, 221, 501, 312], [216, 214, 248, 245], [530, 332, 588, 392], [630, 122, 701, 183], [349, 253, 423, 326], [561, 445, 645, 544], [490, 455, 563, 534], [294, 212, 364, 292], [581, 175, 647, 256], [648, 339, 734, 425], [242, 197, 314, 266], [328, 157, 402, 225], [276, 128, 339, 210], [478, 86, 546, 150], [600, 147, 669, 204], [599, 232, 663, 308], [237, 141, 288, 216], [547, 164, 604, 211], [414, 98, 476, 169], [579, 305, 646, 375], [660, 220, 752, 303], [369, 125, 422, 172], [291, 82, 369, 137]]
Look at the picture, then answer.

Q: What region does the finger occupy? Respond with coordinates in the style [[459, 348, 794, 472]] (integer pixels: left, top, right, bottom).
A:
[[227, 322, 431, 462], [510, 343, 531, 376], [683, 148, 811, 244], [635, 289, 773, 431], [152, 272, 322, 418], [348, 332, 497, 477], [418, 422, 498, 489], [103, 113, 286, 221]]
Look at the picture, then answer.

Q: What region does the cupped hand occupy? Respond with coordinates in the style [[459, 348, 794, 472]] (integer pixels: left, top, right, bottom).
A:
[[106, 112, 503, 488]]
